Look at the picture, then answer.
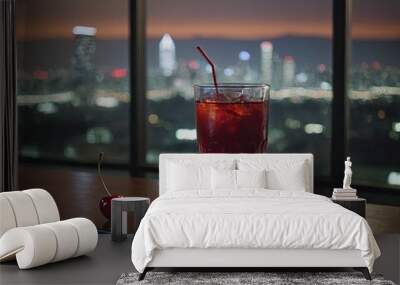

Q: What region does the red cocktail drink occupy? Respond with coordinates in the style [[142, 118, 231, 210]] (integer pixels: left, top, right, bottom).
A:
[[194, 84, 270, 153]]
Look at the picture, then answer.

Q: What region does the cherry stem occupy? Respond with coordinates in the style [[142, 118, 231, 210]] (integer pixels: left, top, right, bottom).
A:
[[196, 46, 220, 95], [97, 152, 112, 197]]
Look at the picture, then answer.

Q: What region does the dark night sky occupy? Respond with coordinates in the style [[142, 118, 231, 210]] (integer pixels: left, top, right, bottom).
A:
[[16, 0, 400, 40]]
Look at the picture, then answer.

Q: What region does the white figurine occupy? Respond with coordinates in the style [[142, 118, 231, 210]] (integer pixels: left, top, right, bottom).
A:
[[342, 157, 353, 189]]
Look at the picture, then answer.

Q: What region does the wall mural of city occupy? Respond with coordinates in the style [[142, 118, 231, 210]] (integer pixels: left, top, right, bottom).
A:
[[16, 0, 400, 189]]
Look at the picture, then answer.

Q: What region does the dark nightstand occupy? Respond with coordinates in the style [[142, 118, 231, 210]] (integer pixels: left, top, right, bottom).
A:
[[331, 198, 366, 218], [111, 197, 150, 242]]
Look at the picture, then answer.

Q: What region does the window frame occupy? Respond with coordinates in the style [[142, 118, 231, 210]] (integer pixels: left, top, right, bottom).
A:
[[131, 0, 400, 204]]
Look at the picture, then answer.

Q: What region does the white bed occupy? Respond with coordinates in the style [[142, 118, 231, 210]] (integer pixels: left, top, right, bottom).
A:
[[131, 154, 380, 280]]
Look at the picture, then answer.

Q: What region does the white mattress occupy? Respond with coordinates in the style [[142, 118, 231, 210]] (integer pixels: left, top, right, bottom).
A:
[[131, 190, 380, 273]]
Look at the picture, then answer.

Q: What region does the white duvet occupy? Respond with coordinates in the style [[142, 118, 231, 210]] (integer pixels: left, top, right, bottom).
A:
[[131, 190, 380, 273]]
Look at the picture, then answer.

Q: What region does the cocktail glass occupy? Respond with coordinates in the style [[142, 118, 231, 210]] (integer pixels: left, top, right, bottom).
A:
[[194, 84, 270, 153]]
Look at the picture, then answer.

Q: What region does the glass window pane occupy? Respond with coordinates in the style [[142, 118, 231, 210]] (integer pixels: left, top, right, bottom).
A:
[[146, 0, 332, 176], [350, 0, 400, 188], [17, 0, 130, 164]]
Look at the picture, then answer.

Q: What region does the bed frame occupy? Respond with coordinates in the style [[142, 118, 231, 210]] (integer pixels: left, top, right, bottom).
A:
[[139, 154, 371, 280], [141, 248, 370, 280]]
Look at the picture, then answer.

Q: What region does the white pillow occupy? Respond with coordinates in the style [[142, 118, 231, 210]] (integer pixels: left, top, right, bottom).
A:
[[211, 168, 267, 190], [237, 169, 267, 189], [167, 160, 235, 192], [211, 168, 236, 190], [238, 158, 307, 191]]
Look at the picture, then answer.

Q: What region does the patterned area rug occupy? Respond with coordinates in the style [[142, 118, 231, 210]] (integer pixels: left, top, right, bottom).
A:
[[116, 272, 395, 285]]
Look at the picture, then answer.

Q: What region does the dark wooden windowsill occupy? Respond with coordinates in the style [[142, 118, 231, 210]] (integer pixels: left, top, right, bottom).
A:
[[18, 164, 158, 230]]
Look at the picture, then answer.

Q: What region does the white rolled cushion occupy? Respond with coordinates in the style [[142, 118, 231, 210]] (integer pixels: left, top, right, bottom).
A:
[[1, 191, 39, 227], [236, 169, 267, 189], [23, 189, 60, 223], [42, 221, 79, 262], [0, 218, 97, 269], [167, 160, 235, 191], [238, 159, 307, 191], [64, 218, 98, 257], [0, 196, 17, 237], [0, 226, 57, 269]]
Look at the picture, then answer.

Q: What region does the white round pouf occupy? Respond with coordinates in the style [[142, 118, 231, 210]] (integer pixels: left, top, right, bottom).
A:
[[42, 221, 79, 262], [24, 188, 60, 224], [0, 196, 17, 237], [0, 189, 98, 269], [0, 226, 57, 269], [1, 191, 39, 227], [66, 218, 98, 257], [0, 218, 98, 269]]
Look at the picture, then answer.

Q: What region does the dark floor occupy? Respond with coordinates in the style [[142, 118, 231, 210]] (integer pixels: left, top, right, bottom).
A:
[[3, 165, 398, 284], [0, 234, 134, 285], [1, 234, 399, 285]]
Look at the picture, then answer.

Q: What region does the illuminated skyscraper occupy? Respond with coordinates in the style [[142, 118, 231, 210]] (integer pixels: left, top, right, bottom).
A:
[[72, 26, 97, 105], [260, 41, 273, 85], [282, 55, 296, 87], [272, 55, 283, 90], [237, 50, 253, 81], [159, 34, 176, 77]]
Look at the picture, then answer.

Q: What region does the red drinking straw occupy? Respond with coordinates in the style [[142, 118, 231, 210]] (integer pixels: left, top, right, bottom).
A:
[[196, 46, 220, 95]]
